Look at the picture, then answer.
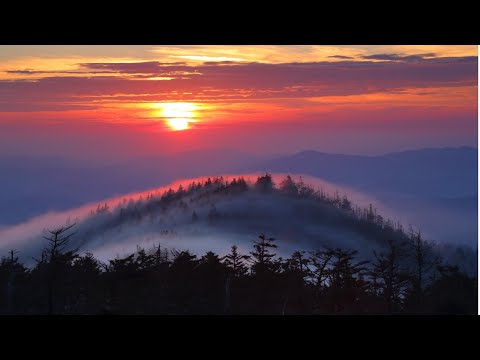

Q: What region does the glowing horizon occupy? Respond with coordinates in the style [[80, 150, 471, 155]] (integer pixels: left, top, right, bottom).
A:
[[0, 45, 477, 159]]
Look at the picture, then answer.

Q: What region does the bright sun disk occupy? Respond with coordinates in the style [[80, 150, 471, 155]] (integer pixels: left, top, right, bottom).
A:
[[155, 102, 197, 131], [167, 118, 190, 131]]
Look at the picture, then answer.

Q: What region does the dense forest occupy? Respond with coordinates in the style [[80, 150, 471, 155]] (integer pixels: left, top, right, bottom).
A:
[[0, 174, 477, 314]]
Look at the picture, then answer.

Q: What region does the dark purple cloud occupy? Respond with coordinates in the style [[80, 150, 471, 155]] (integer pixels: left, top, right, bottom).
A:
[[327, 55, 354, 59], [202, 61, 243, 65], [1, 56, 477, 112], [6, 70, 113, 75], [360, 53, 437, 61], [79, 61, 188, 73]]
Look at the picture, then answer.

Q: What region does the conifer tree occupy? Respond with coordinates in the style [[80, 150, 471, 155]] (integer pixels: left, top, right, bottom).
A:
[[222, 245, 250, 277], [371, 239, 410, 312], [36, 224, 78, 315], [250, 234, 278, 275]]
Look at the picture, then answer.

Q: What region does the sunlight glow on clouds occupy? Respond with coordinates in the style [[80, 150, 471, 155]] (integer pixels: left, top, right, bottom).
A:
[[0, 45, 476, 156]]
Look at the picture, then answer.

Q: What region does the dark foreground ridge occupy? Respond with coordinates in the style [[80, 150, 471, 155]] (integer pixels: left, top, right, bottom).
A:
[[0, 174, 477, 314]]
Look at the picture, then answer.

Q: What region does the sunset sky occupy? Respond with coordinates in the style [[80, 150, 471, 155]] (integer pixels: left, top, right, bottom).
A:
[[0, 45, 477, 161]]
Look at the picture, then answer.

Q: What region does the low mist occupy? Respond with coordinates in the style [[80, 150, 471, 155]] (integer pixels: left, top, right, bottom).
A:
[[0, 173, 476, 274]]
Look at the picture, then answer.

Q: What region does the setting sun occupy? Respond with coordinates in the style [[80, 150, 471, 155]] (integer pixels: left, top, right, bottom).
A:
[[167, 118, 189, 131], [157, 102, 197, 131]]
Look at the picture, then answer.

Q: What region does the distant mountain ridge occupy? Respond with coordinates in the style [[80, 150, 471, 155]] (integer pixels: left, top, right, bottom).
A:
[[258, 146, 477, 198]]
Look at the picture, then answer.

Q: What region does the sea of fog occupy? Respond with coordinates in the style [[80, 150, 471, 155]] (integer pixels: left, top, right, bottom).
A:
[[0, 173, 476, 264]]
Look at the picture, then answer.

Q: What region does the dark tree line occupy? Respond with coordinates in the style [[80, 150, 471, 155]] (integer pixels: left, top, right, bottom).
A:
[[0, 174, 476, 314], [0, 230, 476, 315]]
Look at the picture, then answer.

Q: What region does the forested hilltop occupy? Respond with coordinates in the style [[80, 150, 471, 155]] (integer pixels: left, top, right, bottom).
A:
[[1, 174, 476, 314]]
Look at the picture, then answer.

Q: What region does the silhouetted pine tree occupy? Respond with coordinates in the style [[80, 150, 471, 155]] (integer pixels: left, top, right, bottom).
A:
[[222, 245, 250, 278], [197, 251, 226, 312], [370, 239, 410, 313], [229, 177, 248, 193], [405, 229, 441, 312], [71, 252, 103, 314], [255, 173, 274, 193], [281, 251, 311, 314], [341, 196, 352, 211], [319, 249, 370, 314], [34, 224, 78, 315], [285, 251, 310, 278], [279, 175, 298, 196], [250, 234, 278, 275], [296, 176, 315, 198], [308, 247, 336, 293], [0, 249, 28, 314], [328, 249, 369, 290], [169, 250, 198, 313]]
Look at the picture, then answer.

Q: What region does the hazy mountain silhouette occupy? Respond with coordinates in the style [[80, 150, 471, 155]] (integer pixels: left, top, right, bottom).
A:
[[252, 147, 477, 247], [258, 147, 477, 198]]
